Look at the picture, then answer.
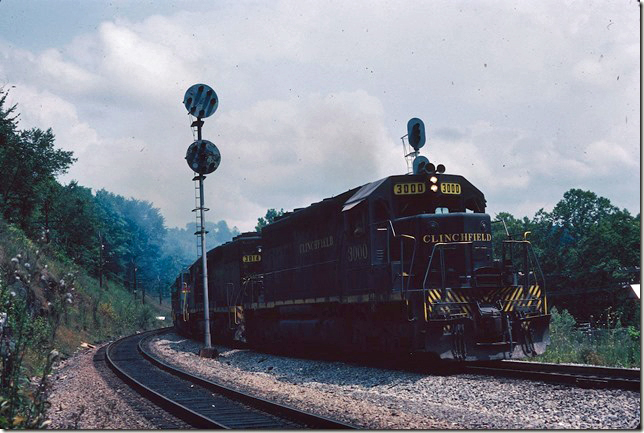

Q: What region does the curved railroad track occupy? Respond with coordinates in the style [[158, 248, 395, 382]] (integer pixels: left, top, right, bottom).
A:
[[106, 329, 356, 429], [463, 360, 640, 391]]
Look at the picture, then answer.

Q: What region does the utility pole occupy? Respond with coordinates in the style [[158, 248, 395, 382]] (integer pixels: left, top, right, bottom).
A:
[[133, 261, 138, 301], [98, 232, 104, 289]]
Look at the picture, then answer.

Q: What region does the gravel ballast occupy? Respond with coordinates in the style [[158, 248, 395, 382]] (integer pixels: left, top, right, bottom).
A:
[[46, 331, 640, 429], [147, 332, 640, 429], [46, 344, 189, 429]]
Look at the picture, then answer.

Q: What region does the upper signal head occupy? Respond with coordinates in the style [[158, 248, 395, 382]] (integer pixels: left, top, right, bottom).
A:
[[183, 84, 218, 118], [407, 117, 426, 151]]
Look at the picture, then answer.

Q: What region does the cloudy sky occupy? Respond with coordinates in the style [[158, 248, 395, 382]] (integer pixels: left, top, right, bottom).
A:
[[0, 0, 639, 232]]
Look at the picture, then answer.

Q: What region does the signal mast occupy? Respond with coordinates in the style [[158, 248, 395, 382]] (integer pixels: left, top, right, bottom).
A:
[[182, 84, 221, 358]]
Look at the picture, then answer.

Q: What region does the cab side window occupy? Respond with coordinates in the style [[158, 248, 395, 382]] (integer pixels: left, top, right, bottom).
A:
[[373, 199, 390, 223], [345, 202, 367, 238]]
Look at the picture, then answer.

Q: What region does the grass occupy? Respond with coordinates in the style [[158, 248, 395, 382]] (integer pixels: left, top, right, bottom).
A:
[[537, 307, 640, 368], [0, 218, 171, 428]]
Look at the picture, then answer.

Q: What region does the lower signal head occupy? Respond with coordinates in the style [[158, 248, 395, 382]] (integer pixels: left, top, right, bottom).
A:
[[412, 155, 430, 175]]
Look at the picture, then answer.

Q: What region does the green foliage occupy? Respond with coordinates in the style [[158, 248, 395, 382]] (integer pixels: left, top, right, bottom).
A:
[[255, 208, 285, 231], [527, 189, 640, 290], [495, 189, 640, 325], [0, 91, 76, 232], [93, 190, 167, 291], [43, 182, 103, 273], [538, 307, 640, 367], [539, 307, 576, 361], [136, 305, 156, 330], [0, 214, 172, 427], [0, 277, 58, 429]]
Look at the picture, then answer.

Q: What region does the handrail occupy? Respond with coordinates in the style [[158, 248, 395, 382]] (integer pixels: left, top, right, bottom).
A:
[[492, 218, 510, 238], [398, 234, 417, 291], [422, 241, 474, 291], [501, 240, 546, 293], [376, 220, 417, 292]]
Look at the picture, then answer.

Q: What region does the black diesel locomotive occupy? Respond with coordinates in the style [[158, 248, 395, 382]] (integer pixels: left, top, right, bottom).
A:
[[172, 171, 550, 361]]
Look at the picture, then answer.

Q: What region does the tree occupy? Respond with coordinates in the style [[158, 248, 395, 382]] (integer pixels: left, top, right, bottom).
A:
[[549, 189, 618, 241], [255, 208, 285, 231], [533, 189, 638, 290], [93, 191, 167, 300], [493, 190, 640, 324], [94, 190, 131, 277], [0, 88, 19, 149], [44, 181, 101, 271], [0, 95, 76, 233]]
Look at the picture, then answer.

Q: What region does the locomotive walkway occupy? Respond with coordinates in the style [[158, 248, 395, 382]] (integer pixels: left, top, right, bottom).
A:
[[105, 328, 356, 429]]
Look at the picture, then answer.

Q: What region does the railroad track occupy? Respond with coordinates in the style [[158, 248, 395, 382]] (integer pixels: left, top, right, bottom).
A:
[[464, 360, 640, 391], [259, 347, 640, 393], [106, 329, 356, 429]]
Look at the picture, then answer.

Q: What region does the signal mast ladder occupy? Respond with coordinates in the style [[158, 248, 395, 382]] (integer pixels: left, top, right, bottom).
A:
[[192, 174, 209, 258]]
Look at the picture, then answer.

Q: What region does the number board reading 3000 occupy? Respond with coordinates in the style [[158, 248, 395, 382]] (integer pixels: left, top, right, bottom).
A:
[[393, 183, 426, 195], [440, 183, 461, 195]]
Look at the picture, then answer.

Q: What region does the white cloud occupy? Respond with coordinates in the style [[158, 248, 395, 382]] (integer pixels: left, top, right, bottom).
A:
[[206, 90, 396, 220], [0, 0, 638, 230], [37, 49, 98, 92], [6, 86, 99, 156], [96, 21, 196, 105], [581, 140, 638, 172]]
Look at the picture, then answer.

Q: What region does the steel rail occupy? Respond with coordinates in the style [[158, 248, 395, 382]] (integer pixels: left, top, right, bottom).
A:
[[106, 329, 227, 428], [138, 330, 356, 429], [464, 360, 640, 391], [106, 328, 356, 429]]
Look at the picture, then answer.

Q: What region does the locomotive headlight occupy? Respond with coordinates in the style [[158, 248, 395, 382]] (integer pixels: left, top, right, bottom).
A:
[[430, 184, 439, 192], [430, 176, 438, 184]]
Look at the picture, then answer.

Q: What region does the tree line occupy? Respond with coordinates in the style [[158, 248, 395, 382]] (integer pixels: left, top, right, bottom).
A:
[[491, 189, 640, 325], [0, 89, 238, 302]]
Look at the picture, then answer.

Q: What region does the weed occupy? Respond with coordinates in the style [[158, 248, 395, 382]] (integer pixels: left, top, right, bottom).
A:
[[538, 307, 641, 367]]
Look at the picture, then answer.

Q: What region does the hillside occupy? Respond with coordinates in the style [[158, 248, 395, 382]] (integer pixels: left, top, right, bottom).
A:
[[0, 217, 170, 428]]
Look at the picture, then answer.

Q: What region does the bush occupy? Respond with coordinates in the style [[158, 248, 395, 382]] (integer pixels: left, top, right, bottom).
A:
[[0, 282, 57, 428], [538, 307, 640, 367], [0, 218, 170, 428], [137, 305, 156, 330]]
